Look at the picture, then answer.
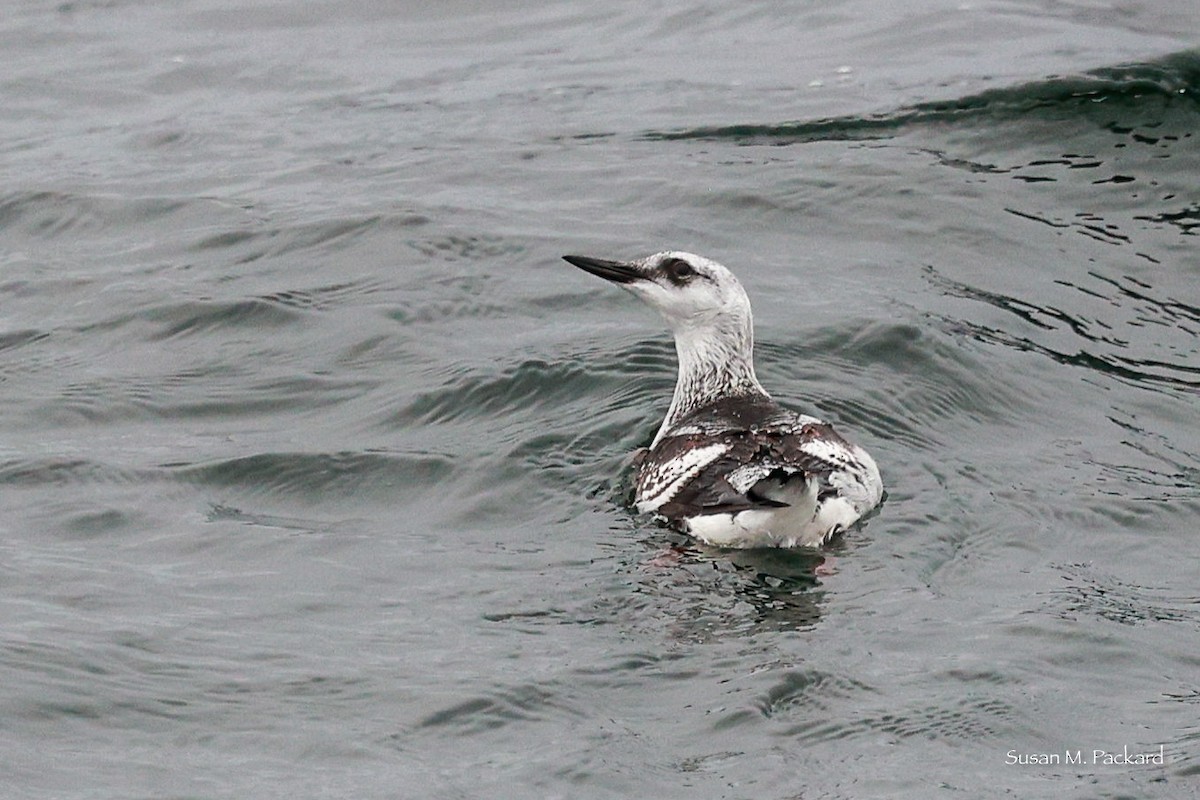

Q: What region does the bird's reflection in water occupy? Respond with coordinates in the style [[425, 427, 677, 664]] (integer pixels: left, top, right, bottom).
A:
[[637, 531, 835, 640]]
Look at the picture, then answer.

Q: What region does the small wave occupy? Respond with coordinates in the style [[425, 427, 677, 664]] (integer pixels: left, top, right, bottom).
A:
[[142, 298, 304, 340], [386, 271, 541, 330], [390, 348, 657, 428], [640, 50, 1200, 144], [927, 267, 1200, 395], [394, 359, 588, 426], [386, 296, 513, 327], [1036, 563, 1200, 627], [74, 276, 393, 346], [752, 669, 878, 719], [0, 329, 51, 355], [258, 279, 393, 311], [0, 457, 150, 487], [416, 681, 582, 735], [1135, 204, 1200, 237], [404, 233, 525, 263], [938, 319, 1198, 393], [172, 449, 455, 503], [0, 449, 454, 505], [761, 321, 1033, 451], [775, 694, 1016, 743], [187, 212, 424, 263], [0, 190, 190, 239], [1098, 413, 1200, 499], [41, 369, 371, 425]]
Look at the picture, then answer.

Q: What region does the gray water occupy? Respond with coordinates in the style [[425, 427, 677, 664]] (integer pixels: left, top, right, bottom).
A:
[[2, 2, 1199, 798]]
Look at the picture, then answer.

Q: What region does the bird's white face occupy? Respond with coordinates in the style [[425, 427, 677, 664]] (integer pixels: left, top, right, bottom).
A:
[[564, 251, 753, 334], [564, 249, 767, 440]]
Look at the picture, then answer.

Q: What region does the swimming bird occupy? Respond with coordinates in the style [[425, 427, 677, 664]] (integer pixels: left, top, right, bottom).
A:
[[563, 250, 882, 548]]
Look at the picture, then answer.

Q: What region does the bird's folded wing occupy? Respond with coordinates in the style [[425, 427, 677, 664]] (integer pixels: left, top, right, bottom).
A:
[[637, 423, 851, 517]]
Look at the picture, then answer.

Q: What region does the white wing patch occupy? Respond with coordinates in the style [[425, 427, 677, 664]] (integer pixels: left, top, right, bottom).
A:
[[796, 435, 851, 467], [635, 442, 728, 513], [725, 462, 773, 494]]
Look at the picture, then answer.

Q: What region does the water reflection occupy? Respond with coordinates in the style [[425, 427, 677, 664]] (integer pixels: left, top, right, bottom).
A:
[[627, 532, 830, 640]]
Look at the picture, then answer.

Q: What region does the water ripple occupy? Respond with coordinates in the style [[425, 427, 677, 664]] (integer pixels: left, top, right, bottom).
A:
[[416, 682, 582, 735], [640, 50, 1200, 144], [391, 349, 654, 429], [0, 190, 189, 239], [1036, 564, 1200, 628], [44, 372, 373, 424], [186, 213, 426, 263], [0, 457, 149, 487], [173, 450, 456, 502], [761, 321, 1032, 450], [752, 668, 879, 718], [926, 266, 1200, 394], [772, 691, 1016, 743]]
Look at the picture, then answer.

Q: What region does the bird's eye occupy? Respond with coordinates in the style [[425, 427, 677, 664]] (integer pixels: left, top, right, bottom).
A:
[[663, 258, 696, 284]]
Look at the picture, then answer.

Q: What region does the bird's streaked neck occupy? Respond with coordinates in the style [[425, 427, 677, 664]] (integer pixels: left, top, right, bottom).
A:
[[653, 316, 768, 447]]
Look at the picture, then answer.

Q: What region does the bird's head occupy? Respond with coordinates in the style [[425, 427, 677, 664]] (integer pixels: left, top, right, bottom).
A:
[[563, 251, 752, 335]]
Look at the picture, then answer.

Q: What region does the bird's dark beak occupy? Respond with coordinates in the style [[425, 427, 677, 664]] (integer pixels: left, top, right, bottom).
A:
[[563, 255, 641, 284]]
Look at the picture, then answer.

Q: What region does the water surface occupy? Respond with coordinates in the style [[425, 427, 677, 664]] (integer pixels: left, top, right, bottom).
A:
[[2, 1, 1198, 798]]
